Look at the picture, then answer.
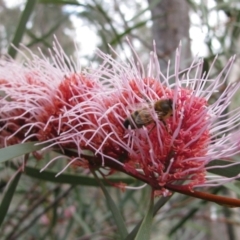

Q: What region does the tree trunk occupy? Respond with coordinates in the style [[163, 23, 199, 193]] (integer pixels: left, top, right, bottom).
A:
[[148, 0, 191, 73]]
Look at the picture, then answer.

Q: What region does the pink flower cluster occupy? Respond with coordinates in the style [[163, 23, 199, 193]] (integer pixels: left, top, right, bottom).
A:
[[1, 41, 240, 192]]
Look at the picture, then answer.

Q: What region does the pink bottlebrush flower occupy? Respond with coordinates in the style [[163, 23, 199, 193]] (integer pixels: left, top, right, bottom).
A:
[[0, 42, 130, 173], [81, 43, 240, 192], [1, 41, 240, 196], [0, 42, 106, 153]]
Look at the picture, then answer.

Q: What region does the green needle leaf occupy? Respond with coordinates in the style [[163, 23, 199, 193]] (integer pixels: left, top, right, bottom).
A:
[[125, 193, 172, 240], [92, 170, 128, 239], [134, 187, 154, 240], [0, 142, 47, 164], [8, 0, 38, 58], [17, 165, 135, 187], [0, 170, 22, 227], [207, 160, 240, 178]]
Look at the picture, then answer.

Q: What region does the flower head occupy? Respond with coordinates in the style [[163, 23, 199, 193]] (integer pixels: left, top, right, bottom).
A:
[[84, 43, 240, 191], [0, 42, 104, 147], [1, 41, 240, 193]]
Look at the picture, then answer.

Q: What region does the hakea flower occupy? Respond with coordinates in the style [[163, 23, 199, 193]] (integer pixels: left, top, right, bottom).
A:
[[81, 44, 240, 193], [0, 42, 107, 151], [1, 41, 240, 200]]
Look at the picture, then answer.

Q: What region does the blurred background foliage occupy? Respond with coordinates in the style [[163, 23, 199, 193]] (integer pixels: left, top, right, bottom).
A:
[[1, 0, 240, 239]]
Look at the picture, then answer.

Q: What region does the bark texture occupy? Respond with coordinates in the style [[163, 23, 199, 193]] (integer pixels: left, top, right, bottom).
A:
[[148, 0, 191, 73]]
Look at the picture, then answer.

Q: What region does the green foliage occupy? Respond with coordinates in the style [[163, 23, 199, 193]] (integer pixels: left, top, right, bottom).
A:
[[7, 0, 38, 58]]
